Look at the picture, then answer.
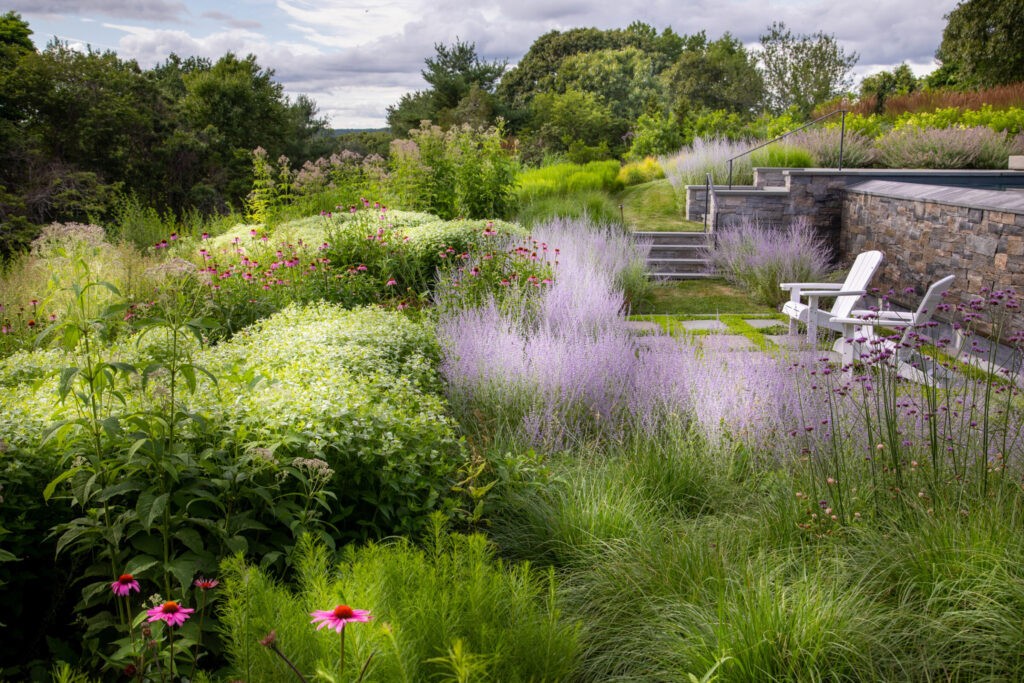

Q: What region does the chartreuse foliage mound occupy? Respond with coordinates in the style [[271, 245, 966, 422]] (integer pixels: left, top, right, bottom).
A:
[[197, 302, 465, 537]]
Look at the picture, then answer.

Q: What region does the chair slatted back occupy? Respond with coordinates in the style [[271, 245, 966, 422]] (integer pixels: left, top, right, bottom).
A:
[[830, 250, 884, 319], [894, 275, 955, 348]]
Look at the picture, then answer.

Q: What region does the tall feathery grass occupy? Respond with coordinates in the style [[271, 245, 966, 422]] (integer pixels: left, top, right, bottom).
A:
[[705, 217, 833, 308], [661, 137, 754, 189]]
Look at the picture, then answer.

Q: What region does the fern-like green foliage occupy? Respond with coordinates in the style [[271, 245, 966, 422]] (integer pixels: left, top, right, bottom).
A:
[[219, 519, 581, 681]]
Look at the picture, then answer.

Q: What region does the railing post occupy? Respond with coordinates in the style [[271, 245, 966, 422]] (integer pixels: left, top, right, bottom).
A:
[[728, 159, 733, 189], [703, 176, 709, 231], [839, 110, 846, 171]]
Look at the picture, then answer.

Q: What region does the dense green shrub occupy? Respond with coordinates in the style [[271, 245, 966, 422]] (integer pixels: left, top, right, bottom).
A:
[[0, 296, 464, 673], [895, 104, 1024, 135], [199, 303, 466, 538], [388, 122, 519, 220]]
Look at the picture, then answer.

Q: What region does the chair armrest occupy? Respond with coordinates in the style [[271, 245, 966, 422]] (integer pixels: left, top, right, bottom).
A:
[[799, 289, 866, 298], [847, 310, 915, 324], [780, 282, 843, 291]]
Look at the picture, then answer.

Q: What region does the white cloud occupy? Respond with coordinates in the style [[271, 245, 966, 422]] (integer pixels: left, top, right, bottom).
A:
[[22, 0, 964, 128]]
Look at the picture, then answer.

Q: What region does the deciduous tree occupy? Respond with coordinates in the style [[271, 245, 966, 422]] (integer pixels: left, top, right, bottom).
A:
[[758, 21, 858, 117], [934, 0, 1024, 88]]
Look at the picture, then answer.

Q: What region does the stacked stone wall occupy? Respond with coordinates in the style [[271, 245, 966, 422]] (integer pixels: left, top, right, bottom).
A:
[[842, 187, 1024, 330]]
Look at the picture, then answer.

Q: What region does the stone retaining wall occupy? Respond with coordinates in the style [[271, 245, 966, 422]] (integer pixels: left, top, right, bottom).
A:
[[842, 180, 1024, 329], [687, 169, 1024, 255]]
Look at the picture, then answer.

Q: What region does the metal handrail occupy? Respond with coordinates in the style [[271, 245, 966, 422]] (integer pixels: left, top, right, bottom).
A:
[[703, 172, 717, 233], [726, 109, 847, 188]]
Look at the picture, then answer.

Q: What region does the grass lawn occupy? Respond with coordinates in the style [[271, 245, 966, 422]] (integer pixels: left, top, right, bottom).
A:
[[617, 178, 704, 232], [635, 278, 778, 316]]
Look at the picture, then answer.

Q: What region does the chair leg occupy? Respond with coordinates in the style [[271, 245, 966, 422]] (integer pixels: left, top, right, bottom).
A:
[[806, 296, 819, 343]]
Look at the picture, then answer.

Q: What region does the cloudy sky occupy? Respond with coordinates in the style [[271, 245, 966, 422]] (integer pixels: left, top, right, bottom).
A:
[[11, 0, 959, 130]]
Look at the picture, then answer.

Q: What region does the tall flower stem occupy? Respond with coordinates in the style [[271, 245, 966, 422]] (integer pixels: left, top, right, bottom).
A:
[[167, 626, 176, 678], [339, 627, 346, 679], [190, 589, 208, 678]]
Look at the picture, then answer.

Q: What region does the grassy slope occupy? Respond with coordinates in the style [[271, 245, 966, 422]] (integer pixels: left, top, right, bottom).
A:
[[616, 179, 705, 232]]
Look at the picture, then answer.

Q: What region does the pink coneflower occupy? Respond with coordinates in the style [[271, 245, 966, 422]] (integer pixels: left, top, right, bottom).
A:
[[193, 576, 219, 590], [310, 605, 372, 633], [201, 232, 210, 240], [146, 600, 194, 627], [111, 573, 140, 596], [386, 278, 397, 286]]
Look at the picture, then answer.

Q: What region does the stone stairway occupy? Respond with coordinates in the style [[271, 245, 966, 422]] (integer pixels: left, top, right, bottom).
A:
[[636, 231, 714, 280]]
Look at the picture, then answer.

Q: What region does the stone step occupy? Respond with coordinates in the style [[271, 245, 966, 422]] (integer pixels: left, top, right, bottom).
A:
[[646, 257, 709, 274], [647, 244, 707, 259], [634, 231, 710, 246], [648, 271, 718, 280]]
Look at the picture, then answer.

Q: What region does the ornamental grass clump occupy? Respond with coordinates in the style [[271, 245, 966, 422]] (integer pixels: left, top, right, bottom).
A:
[[706, 217, 832, 308], [660, 136, 753, 190], [436, 217, 661, 449], [789, 127, 877, 167], [877, 125, 1024, 169]]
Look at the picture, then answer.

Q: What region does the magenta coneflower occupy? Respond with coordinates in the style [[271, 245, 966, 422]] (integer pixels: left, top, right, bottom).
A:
[[193, 577, 219, 590], [146, 600, 195, 627], [310, 605, 372, 633], [386, 278, 397, 286], [111, 573, 140, 597]]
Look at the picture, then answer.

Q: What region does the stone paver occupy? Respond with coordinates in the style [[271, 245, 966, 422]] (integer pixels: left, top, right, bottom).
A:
[[677, 319, 728, 331], [744, 318, 785, 329]]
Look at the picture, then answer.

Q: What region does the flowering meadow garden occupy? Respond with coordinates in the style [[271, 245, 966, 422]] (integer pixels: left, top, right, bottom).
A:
[[1, 201, 1024, 682]]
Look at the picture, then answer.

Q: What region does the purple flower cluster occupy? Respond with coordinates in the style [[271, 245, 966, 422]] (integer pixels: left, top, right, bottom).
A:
[[436, 216, 817, 450]]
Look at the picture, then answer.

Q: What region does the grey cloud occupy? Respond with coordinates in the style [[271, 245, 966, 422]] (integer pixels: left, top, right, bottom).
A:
[[10, 0, 187, 22], [200, 10, 262, 30]]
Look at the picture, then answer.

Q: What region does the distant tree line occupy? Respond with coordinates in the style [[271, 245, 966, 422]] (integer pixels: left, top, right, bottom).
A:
[[386, 0, 1024, 163], [2, 0, 1021, 256], [386, 21, 859, 163], [0, 11, 336, 256]]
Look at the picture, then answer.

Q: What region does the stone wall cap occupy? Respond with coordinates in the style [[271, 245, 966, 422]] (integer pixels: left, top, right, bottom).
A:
[[845, 179, 1024, 213], [785, 168, 1024, 178], [714, 187, 791, 195]]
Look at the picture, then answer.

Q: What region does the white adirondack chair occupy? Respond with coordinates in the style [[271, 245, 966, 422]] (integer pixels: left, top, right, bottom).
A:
[[830, 274, 956, 383], [780, 250, 884, 342]]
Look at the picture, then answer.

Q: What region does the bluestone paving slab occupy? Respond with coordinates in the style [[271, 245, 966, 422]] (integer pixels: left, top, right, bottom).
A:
[[677, 319, 728, 331], [744, 318, 785, 329]]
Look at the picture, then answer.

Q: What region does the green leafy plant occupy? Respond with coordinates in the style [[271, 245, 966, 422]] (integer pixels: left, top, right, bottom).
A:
[[219, 519, 581, 682]]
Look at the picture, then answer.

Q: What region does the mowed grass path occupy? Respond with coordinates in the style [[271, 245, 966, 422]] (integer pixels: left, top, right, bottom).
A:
[[617, 178, 704, 232]]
